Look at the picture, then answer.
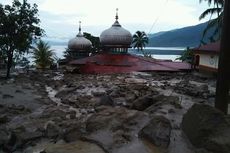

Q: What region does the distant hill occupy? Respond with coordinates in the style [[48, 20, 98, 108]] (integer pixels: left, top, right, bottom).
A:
[[148, 22, 215, 47], [41, 37, 68, 46]]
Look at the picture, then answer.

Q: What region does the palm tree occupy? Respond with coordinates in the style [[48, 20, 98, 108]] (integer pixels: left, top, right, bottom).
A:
[[199, 0, 224, 42], [132, 31, 149, 56], [176, 47, 194, 64], [32, 40, 56, 69]]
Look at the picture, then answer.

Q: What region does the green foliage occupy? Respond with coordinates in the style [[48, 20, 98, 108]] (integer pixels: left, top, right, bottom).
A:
[[176, 47, 194, 64], [199, 0, 224, 43], [132, 31, 149, 50], [63, 48, 71, 60], [132, 31, 149, 56], [0, 49, 7, 62], [18, 57, 30, 67], [0, 0, 43, 78], [83, 32, 101, 53], [32, 40, 55, 69]]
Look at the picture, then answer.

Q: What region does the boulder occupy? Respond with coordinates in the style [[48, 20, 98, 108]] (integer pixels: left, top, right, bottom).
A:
[[139, 115, 172, 148], [0, 129, 9, 146], [16, 130, 43, 146], [182, 104, 230, 153], [44, 141, 105, 153], [85, 106, 151, 152], [132, 95, 155, 111], [175, 81, 210, 98], [63, 127, 82, 142], [99, 95, 114, 106], [0, 115, 9, 124], [55, 87, 76, 98], [145, 95, 181, 114], [2, 127, 43, 152], [45, 122, 61, 138]]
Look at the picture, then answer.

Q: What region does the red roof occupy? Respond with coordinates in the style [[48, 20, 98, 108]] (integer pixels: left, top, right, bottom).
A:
[[69, 53, 191, 74], [193, 41, 220, 54]]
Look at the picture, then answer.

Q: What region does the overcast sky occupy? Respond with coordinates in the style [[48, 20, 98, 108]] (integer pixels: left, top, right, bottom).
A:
[[1, 0, 212, 39]]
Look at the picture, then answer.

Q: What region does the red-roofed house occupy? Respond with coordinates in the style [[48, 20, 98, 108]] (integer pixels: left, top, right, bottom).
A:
[[192, 41, 220, 72]]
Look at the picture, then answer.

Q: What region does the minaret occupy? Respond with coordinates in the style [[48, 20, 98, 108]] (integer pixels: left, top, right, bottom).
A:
[[77, 21, 83, 36], [113, 8, 121, 27], [115, 8, 118, 21]]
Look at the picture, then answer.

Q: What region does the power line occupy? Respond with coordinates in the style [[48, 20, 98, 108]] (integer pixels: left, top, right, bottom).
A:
[[148, 0, 169, 35]]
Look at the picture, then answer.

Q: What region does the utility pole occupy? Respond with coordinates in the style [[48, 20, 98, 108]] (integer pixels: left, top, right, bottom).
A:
[[215, 0, 230, 114]]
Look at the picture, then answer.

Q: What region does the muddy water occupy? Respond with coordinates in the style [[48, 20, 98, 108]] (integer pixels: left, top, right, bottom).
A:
[[45, 85, 162, 153], [24, 140, 106, 153], [114, 139, 162, 153], [46, 86, 82, 118]]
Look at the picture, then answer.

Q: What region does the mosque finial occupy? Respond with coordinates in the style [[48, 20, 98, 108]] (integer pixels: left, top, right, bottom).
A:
[[79, 21, 81, 33], [115, 8, 119, 21]]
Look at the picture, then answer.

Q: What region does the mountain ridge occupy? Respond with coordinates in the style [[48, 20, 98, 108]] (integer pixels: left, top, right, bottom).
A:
[[44, 21, 214, 48], [147, 21, 213, 47]]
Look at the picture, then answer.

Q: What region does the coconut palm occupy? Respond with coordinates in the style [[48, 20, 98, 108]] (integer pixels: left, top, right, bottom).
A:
[[176, 47, 194, 64], [132, 31, 149, 56], [199, 0, 224, 42], [32, 40, 55, 69]]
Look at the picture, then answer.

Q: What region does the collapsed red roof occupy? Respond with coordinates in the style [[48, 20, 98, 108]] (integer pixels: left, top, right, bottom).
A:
[[192, 41, 220, 54], [69, 53, 191, 74]]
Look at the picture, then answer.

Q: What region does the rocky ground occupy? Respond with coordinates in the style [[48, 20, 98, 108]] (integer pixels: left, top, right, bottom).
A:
[[0, 70, 225, 153]]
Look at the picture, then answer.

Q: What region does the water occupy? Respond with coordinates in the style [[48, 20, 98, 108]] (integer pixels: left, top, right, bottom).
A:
[[133, 54, 181, 61], [39, 45, 185, 61]]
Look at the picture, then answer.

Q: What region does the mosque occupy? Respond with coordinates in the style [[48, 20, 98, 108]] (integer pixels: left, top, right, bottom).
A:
[[67, 21, 92, 59], [66, 9, 191, 74]]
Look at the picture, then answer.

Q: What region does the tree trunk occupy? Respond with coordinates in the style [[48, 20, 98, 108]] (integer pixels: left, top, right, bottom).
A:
[[6, 50, 13, 79], [215, 0, 230, 114]]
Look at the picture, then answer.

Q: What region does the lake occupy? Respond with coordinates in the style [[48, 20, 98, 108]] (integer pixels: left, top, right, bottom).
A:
[[51, 45, 185, 61]]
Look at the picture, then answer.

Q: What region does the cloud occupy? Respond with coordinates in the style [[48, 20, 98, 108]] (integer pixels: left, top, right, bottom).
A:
[[1, 0, 209, 37]]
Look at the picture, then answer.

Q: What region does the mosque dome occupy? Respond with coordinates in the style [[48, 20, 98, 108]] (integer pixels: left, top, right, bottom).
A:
[[68, 22, 92, 51], [100, 9, 132, 47]]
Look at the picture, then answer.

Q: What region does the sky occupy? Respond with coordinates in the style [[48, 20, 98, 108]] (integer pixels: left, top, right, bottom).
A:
[[1, 0, 211, 40]]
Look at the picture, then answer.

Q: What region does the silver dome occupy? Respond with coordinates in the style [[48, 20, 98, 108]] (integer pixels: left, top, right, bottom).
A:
[[68, 22, 92, 51], [100, 10, 132, 47], [68, 33, 92, 51]]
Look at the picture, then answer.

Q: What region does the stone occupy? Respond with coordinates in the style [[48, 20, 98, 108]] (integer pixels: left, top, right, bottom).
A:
[[2, 94, 14, 99], [125, 93, 136, 102], [175, 81, 210, 99], [44, 141, 105, 153], [16, 130, 43, 146], [0, 115, 9, 124], [0, 130, 9, 146], [92, 91, 106, 97], [85, 106, 150, 152], [145, 95, 181, 114], [64, 128, 82, 142], [2, 132, 17, 152], [139, 115, 172, 148], [132, 95, 155, 111], [182, 104, 230, 153], [14, 105, 25, 111], [113, 97, 127, 106], [56, 87, 76, 98], [45, 122, 61, 138], [99, 95, 114, 106]]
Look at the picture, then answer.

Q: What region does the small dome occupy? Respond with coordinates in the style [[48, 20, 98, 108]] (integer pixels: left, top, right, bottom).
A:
[[100, 10, 132, 47], [68, 22, 92, 51], [68, 34, 92, 51]]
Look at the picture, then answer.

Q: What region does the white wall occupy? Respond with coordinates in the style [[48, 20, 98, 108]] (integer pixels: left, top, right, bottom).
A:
[[198, 54, 219, 69]]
